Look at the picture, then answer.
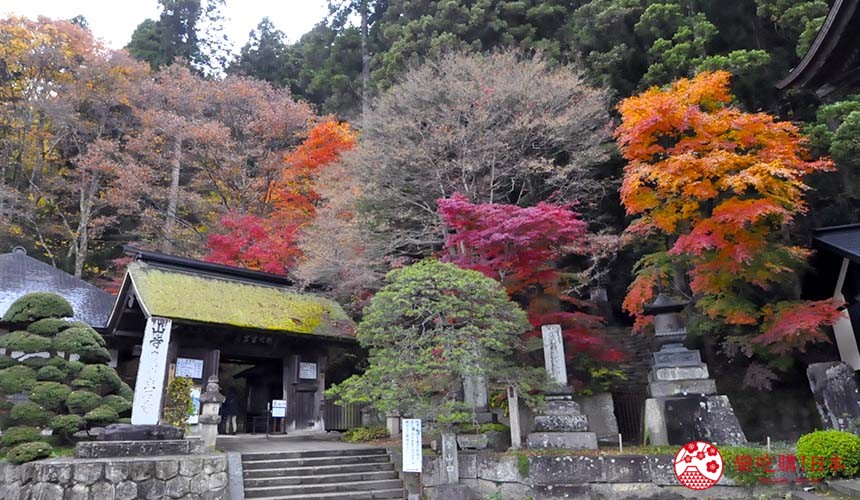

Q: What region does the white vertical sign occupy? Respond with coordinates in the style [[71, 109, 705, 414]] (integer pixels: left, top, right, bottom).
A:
[[131, 317, 172, 425], [402, 418, 422, 473], [541, 324, 568, 386], [188, 387, 201, 424]]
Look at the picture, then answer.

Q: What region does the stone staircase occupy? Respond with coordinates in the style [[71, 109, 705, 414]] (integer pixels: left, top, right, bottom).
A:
[[241, 447, 404, 499]]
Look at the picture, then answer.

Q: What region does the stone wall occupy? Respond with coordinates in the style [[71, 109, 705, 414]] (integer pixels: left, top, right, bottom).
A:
[[403, 451, 793, 500], [0, 453, 229, 500]]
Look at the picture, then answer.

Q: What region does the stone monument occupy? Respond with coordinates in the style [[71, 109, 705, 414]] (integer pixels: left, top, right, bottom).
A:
[[463, 373, 495, 424], [807, 361, 860, 431], [642, 294, 746, 445], [526, 324, 598, 450]]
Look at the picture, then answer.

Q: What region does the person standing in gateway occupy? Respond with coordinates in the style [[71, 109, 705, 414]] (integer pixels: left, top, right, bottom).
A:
[[220, 390, 239, 435]]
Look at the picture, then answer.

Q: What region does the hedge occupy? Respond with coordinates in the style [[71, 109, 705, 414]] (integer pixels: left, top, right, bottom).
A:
[[1, 293, 73, 323]]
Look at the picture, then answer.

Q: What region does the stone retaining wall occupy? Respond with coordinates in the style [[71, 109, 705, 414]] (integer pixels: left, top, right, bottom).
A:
[[0, 453, 229, 500], [396, 450, 793, 499]]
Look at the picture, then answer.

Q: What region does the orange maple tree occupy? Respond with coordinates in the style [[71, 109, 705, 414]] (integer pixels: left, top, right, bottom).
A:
[[267, 118, 358, 223], [616, 71, 841, 361], [205, 118, 357, 274]]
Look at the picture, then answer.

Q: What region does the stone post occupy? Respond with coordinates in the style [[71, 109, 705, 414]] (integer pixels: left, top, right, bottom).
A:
[[386, 411, 401, 437], [507, 386, 521, 450], [441, 431, 459, 484], [198, 375, 225, 450], [541, 324, 568, 387]]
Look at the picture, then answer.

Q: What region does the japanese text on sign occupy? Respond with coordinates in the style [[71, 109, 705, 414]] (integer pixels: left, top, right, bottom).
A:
[[131, 317, 172, 425], [402, 418, 422, 473]]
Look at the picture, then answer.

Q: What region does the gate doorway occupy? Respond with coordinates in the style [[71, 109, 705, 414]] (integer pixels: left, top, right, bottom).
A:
[[221, 357, 284, 434]]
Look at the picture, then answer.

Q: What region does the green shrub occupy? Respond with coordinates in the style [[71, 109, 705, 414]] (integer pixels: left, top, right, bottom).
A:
[[26, 318, 71, 336], [66, 360, 84, 377], [71, 378, 97, 390], [0, 331, 51, 353], [0, 365, 37, 394], [83, 404, 119, 426], [456, 422, 510, 434], [50, 414, 84, 436], [101, 395, 132, 415], [77, 365, 122, 394], [342, 426, 389, 442], [6, 441, 52, 464], [29, 382, 72, 412], [53, 326, 105, 352], [517, 453, 529, 477], [0, 356, 16, 369], [720, 446, 776, 486], [66, 390, 102, 414], [21, 356, 50, 369], [10, 401, 51, 426], [118, 382, 134, 401], [162, 377, 194, 427], [2, 293, 73, 323], [36, 365, 65, 382], [0, 426, 41, 447], [797, 430, 860, 479]]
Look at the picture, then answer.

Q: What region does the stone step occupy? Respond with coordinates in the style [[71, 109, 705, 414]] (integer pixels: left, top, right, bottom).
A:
[[244, 479, 404, 498], [244, 470, 398, 488], [827, 479, 860, 497], [242, 454, 391, 469], [244, 462, 395, 479], [249, 488, 404, 500], [792, 491, 834, 500], [242, 448, 386, 461]]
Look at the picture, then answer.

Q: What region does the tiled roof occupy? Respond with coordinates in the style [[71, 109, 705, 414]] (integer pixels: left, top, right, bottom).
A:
[[0, 248, 115, 328]]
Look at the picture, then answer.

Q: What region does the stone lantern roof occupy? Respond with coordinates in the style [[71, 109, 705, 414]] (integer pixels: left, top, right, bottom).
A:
[[642, 293, 689, 316]]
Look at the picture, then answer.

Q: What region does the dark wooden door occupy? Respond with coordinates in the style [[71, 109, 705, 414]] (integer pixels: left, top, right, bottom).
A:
[[295, 391, 316, 429]]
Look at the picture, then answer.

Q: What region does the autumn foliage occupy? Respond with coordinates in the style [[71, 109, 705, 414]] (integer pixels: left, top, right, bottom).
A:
[[616, 71, 841, 355], [438, 194, 623, 365], [205, 119, 357, 274]]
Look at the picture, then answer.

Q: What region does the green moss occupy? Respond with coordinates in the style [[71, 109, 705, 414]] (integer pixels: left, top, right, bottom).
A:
[[36, 366, 65, 382], [517, 453, 529, 477], [128, 262, 353, 336], [26, 318, 72, 336], [7, 441, 52, 464], [83, 404, 119, 426], [101, 395, 132, 415], [0, 426, 42, 447], [29, 382, 72, 412], [0, 365, 37, 394], [2, 293, 73, 323], [66, 390, 102, 414], [50, 414, 84, 436], [10, 401, 51, 426], [0, 331, 52, 353]]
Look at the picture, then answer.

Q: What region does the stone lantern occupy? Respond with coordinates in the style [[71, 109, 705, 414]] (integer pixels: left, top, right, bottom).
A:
[[641, 294, 747, 446], [198, 375, 225, 450]]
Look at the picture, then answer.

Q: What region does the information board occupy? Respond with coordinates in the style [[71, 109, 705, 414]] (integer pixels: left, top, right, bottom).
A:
[[271, 399, 287, 418], [175, 358, 204, 379], [298, 362, 317, 380], [402, 418, 422, 473]]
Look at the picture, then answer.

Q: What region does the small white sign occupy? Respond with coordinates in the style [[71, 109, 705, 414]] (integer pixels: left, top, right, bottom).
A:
[[271, 399, 287, 418], [188, 387, 201, 424], [402, 418, 422, 473], [175, 358, 204, 379], [298, 362, 317, 380]]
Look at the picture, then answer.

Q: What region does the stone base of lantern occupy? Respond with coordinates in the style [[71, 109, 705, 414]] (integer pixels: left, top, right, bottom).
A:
[[526, 394, 598, 450], [644, 364, 746, 446]]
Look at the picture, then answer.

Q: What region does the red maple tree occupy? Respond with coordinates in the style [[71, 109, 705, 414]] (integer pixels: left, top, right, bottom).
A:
[[205, 118, 357, 274], [438, 194, 623, 369]]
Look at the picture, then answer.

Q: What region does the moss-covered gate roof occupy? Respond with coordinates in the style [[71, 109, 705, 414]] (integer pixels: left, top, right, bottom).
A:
[[127, 261, 354, 338]]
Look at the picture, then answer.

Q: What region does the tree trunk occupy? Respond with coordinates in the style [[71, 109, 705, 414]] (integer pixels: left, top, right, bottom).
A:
[[360, 0, 370, 120], [163, 139, 182, 253]]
